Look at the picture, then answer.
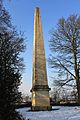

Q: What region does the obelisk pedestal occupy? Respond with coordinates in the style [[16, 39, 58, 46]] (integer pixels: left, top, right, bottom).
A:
[[31, 7, 52, 111]]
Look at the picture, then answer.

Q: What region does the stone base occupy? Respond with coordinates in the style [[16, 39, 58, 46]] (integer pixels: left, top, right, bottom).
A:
[[31, 106, 52, 111]]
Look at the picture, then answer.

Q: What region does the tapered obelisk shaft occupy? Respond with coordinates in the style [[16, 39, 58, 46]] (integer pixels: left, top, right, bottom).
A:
[[31, 7, 51, 111]]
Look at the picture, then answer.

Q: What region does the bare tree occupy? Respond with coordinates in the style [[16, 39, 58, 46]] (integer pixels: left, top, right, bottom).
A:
[[49, 15, 80, 103]]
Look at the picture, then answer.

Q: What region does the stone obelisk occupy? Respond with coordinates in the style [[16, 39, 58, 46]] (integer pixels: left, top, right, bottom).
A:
[[31, 7, 51, 111]]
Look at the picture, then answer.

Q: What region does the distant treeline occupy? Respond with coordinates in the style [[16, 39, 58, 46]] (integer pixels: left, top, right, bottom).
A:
[[15, 101, 80, 109]]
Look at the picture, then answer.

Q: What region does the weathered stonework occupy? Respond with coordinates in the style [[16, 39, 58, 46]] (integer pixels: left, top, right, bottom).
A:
[[31, 7, 51, 111]]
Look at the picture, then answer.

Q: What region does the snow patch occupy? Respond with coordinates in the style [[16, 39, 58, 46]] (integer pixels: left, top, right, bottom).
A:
[[17, 106, 80, 120]]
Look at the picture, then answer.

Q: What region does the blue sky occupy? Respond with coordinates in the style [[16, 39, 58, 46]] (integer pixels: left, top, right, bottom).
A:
[[3, 0, 80, 95]]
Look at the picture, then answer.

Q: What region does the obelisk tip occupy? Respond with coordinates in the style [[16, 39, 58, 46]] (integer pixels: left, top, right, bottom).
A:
[[35, 7, 40, 13], [35, 7, 40, 16], [35, 7, 39, 10]]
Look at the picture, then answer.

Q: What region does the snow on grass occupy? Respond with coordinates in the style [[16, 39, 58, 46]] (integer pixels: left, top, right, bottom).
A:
[[17, 106, 80, 120]]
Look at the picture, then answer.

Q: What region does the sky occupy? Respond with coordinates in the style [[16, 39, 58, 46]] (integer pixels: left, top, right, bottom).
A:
[[3, 0, 80, 95]]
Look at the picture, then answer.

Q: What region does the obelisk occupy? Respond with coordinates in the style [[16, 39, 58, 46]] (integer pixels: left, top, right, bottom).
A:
[[31, 7, 51, 111]]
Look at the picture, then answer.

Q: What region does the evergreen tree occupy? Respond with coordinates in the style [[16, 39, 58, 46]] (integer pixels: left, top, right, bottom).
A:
[[0, 2, 25, 120]]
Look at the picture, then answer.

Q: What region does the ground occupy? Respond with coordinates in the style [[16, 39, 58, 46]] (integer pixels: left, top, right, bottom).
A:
[[17, 106, 80, 120]]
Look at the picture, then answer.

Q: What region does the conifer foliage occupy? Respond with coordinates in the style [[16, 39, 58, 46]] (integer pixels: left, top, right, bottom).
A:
[[0, 1, 25, 120]]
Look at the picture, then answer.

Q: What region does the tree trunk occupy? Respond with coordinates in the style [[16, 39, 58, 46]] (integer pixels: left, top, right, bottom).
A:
[[72, 38, 80, 104], [76, 68, 80, 104]]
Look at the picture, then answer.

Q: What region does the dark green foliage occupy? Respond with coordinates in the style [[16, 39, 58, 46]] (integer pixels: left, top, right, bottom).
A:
[[0, 2, 25, 120]]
